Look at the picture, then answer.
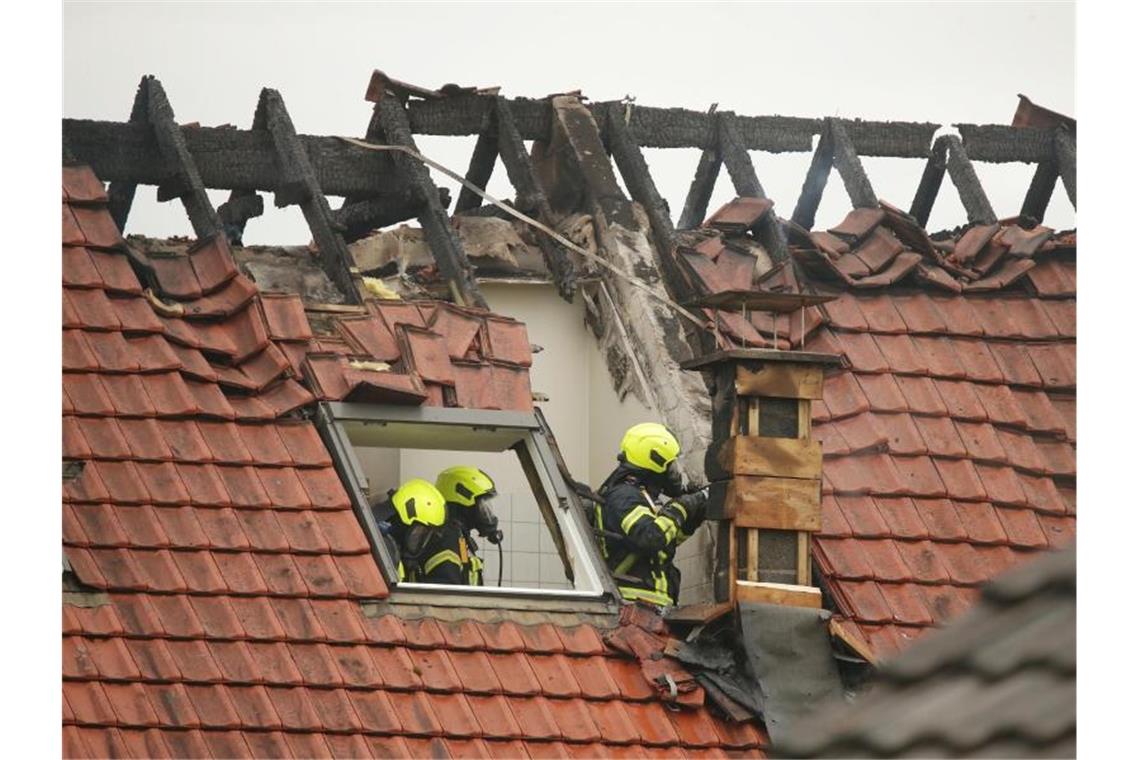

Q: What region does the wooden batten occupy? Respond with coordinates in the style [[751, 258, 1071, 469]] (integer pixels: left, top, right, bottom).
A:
[[796, 532, 811, 585], [724, 475, 822, 531], [736, 580, 822, 609], [718, 435, 822, 480], [736, 363, 824, 400]]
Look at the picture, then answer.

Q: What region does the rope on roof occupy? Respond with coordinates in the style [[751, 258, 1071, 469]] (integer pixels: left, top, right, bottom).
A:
[[338, 136, 714, 333]]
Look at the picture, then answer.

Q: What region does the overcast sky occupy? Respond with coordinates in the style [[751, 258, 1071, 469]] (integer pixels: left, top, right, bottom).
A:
[[63, 1, 1075, 244]]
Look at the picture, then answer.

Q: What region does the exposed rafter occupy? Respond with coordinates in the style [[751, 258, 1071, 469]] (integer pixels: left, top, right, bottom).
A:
[[791, 119, 879, 230], [454, 110, 499, 214], [256, 88, 362, 304], [105, 76, 221, 238], [370, 94, 488, 309], [716, 113, 790, 263], [911, 135, 997, 228], [493, 97, 577, 299], [678, 104, 722, 231]]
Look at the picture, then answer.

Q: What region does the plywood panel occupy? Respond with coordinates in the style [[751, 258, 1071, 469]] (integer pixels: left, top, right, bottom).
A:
[[726, 475, 822, 531], [718, 436, 823, 480], [736, 363, 824, 400], [736, 580, 822, 608]]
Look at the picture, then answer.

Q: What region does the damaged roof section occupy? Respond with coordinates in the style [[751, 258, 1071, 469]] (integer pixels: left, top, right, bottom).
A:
[[671, 196, 1075, 659], [61, 163, 770, 756], [778, 547, 1075, 758]]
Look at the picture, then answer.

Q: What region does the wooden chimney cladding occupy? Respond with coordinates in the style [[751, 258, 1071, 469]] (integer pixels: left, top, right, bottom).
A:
[[687, 348, 839, 609]]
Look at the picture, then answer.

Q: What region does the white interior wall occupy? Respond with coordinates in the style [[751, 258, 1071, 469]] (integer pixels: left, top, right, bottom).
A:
[[354, 282, 714, 601]]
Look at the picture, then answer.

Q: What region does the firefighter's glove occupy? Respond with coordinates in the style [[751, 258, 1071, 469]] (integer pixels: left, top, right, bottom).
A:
[[484, 528, 504, 545], [677, 490, 709, 526], [662, 461, 685, 497]]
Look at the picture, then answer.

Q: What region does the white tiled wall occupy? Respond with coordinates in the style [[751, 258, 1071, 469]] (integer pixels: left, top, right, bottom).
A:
[[355, 447, 570, 590]]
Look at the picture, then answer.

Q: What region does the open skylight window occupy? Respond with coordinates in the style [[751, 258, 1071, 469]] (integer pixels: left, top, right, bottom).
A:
[[315, 401, 616, 606]]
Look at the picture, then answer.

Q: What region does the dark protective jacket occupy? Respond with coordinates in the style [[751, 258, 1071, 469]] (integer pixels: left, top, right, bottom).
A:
[[595, 462, 706, 606], [445, 502, 486, 587], [371, 500, 465, 585]]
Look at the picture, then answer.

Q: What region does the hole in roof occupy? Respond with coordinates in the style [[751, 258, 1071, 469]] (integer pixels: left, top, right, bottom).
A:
[[639, 147, 698, 226], [969, 161, 1038, 222], [237, 192, 314, 246], [119, 187, 196, 240], [1045, 180, 1076, 229], [922, 177, 970, 235]]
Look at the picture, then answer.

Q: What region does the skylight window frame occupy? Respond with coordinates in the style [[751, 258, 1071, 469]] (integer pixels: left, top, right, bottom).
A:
[[314, 401, 619, 607]]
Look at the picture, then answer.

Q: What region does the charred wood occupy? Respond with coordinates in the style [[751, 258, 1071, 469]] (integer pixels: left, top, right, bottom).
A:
[[792, 129, 834, 230], [827, 119, 877, 209], [257, 88, 360, 304], [494, 97, 577, 299], [1020, 161, 1059, 222], [1055, 129, 1076, 208], [455, 110, 499, 213], [332, 188, 449, 243], [63, 118, 408, 198], [943, 135, 997, 225], [374, 95, 487, 309]]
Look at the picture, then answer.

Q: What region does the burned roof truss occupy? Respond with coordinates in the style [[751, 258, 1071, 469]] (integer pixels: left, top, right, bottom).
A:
[[63, 70, 1076, 311]]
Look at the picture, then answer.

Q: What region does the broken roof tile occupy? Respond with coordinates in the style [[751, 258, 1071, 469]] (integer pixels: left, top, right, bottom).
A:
[[485, 316, 534, 367], [852, 228, 905, 273], [705, 197, 774, 233], [187, 234, 240, 292], [950, 223, 1000, 265], [396, 324, 456, 386], [964, 257, 1036, 292], [828, 207, 885, 244], [149, 254, 203, 300], [337, 316, 401, 362]]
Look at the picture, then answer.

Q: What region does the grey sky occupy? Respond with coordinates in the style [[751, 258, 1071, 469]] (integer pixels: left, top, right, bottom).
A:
[[64, 1, 1075, 245]]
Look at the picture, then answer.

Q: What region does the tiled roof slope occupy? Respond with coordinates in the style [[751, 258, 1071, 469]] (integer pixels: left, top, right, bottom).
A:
[[678, 200, 1076, 658], [777, 547, 1075, 758], [62, 165, 767, 757]]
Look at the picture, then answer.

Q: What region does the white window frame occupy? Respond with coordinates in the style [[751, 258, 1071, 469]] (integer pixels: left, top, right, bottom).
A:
[[314, 401, 620, 610]]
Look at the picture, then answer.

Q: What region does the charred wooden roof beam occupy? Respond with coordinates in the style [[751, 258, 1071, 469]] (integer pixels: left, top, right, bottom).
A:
[[454, 109, 499, 214], [493, 97, 577, 300], [372, 94, 487, 309], [678, 105, 722, 231], [104, 75, 222, 239], [256, 88, 361, 304], [717, 112, 790, 263]]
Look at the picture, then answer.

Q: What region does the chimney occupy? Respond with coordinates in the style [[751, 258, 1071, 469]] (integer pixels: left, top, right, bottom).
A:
[[683, 295, 840, 609]]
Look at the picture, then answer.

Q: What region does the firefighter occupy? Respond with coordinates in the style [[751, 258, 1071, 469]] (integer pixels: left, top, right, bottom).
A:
[[436, 466, 503, 586], [371, 478, 465, 584], [595, 423, 707, 607]]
